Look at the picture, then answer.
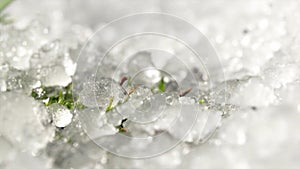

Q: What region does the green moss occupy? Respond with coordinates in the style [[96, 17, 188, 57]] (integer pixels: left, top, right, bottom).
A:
[[198, 99, 205, 104], [158, 77, 166, 92], [105, 96, 114, 112], [198, 97, 208, 104], [54, 133, 63, 140], [31, 87, 48, 100], [0, 13, 13, 24], [31, 83, 86, 110]]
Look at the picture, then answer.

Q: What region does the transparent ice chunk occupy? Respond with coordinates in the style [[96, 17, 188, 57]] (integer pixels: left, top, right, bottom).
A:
[[48, 103, 73, 128], [79, 78, 125, 108], [0, 92, 55, 154]]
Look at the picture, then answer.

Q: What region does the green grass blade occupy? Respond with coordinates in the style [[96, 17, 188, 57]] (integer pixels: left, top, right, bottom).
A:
[[0, 0, 14, 13]]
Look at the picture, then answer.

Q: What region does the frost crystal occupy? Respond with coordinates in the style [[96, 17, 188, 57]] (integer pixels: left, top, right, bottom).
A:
[[48, 103, 73, 128], [79, 78, 125, 108]]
